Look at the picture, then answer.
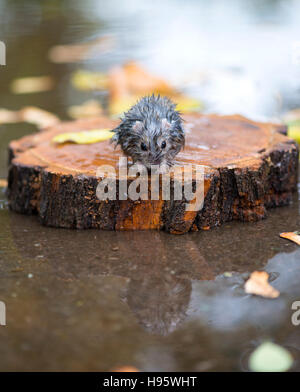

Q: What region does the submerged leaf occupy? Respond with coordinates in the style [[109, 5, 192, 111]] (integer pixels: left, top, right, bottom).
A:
[[249, 342, 293, 372], [52, 129, 113, 144], [244, 271, 280, 299], [280, 231, 300, 245]]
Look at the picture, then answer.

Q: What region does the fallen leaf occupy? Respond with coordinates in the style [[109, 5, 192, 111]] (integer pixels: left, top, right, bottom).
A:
[[244, 271, 280, 299], [0, 109, 19, 124], [48, 36, 114, 63], [280, 231, 300, 245], [0, 179, 8, 188], [52, 129, 113, 144], [10, 76, 55, 94], [112, 366, 139, 372], [71, 70, 108, 91], [19, 107, 60, 129], [249, 342, 293, 372], [67, 100, 103, 119]]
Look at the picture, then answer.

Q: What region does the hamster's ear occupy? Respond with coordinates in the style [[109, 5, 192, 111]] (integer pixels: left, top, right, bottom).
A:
[[132, 121, 143, 133], [161, 118, 171, 130]]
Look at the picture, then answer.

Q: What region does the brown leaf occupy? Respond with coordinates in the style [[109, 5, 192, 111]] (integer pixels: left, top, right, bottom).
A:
[[244, 271, 280, 299], [280, 232, 300, 245]]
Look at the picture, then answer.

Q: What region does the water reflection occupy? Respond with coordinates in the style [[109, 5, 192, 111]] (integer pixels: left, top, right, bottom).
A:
[[4, 204, 299, 338]]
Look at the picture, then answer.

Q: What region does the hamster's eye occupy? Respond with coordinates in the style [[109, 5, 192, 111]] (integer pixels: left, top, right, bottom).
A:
[[141, 142, 147, 151], [161, 141, 166, 149]]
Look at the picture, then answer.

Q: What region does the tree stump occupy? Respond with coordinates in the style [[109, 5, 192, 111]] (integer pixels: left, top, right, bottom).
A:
[[7, 114, 298, 234]]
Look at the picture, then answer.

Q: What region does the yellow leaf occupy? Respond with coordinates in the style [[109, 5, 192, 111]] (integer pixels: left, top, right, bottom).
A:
[[52, 129, 113, 144], [71, 70, 108, 91], [288, 125, 300, 144]]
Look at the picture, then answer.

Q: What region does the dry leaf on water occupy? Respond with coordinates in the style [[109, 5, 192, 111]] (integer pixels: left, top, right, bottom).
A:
[[280, 231, 300, 245], [0, 179, 8, 188], [48, 36, 114, 63], [10, 76, 55, 94], [52, 129, 113, 144], [67, 100, 103, 119], [0, 107, 59, 129], [19, 107, 60, 129], [0, 109, 19, 124], [71, 70, 108, 91], [244, 271, 280, 299]]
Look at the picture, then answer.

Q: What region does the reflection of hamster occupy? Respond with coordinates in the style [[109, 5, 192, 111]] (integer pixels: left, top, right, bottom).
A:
[[124, 277, 191, 336], [112, 95, 185, 173]]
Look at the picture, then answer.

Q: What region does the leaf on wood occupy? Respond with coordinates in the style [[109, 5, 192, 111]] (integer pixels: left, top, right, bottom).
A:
[[249, 342, 293, 372], [244, 271, 280, 299], [52, 129, 113, 145], [0, 109, 19, 124], [48, 36, 114, 63], [280, 231, 300, 245], [71, 70, 108, 91], [67, 100, 103, 119], [10, 76, 55, 94]]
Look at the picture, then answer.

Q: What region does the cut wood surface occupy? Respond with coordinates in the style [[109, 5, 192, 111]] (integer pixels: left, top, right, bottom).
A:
[[7, 114, 299, 234]]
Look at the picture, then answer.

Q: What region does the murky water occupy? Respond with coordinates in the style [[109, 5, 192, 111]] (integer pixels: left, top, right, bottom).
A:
[[0, 0, 300, 371]]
